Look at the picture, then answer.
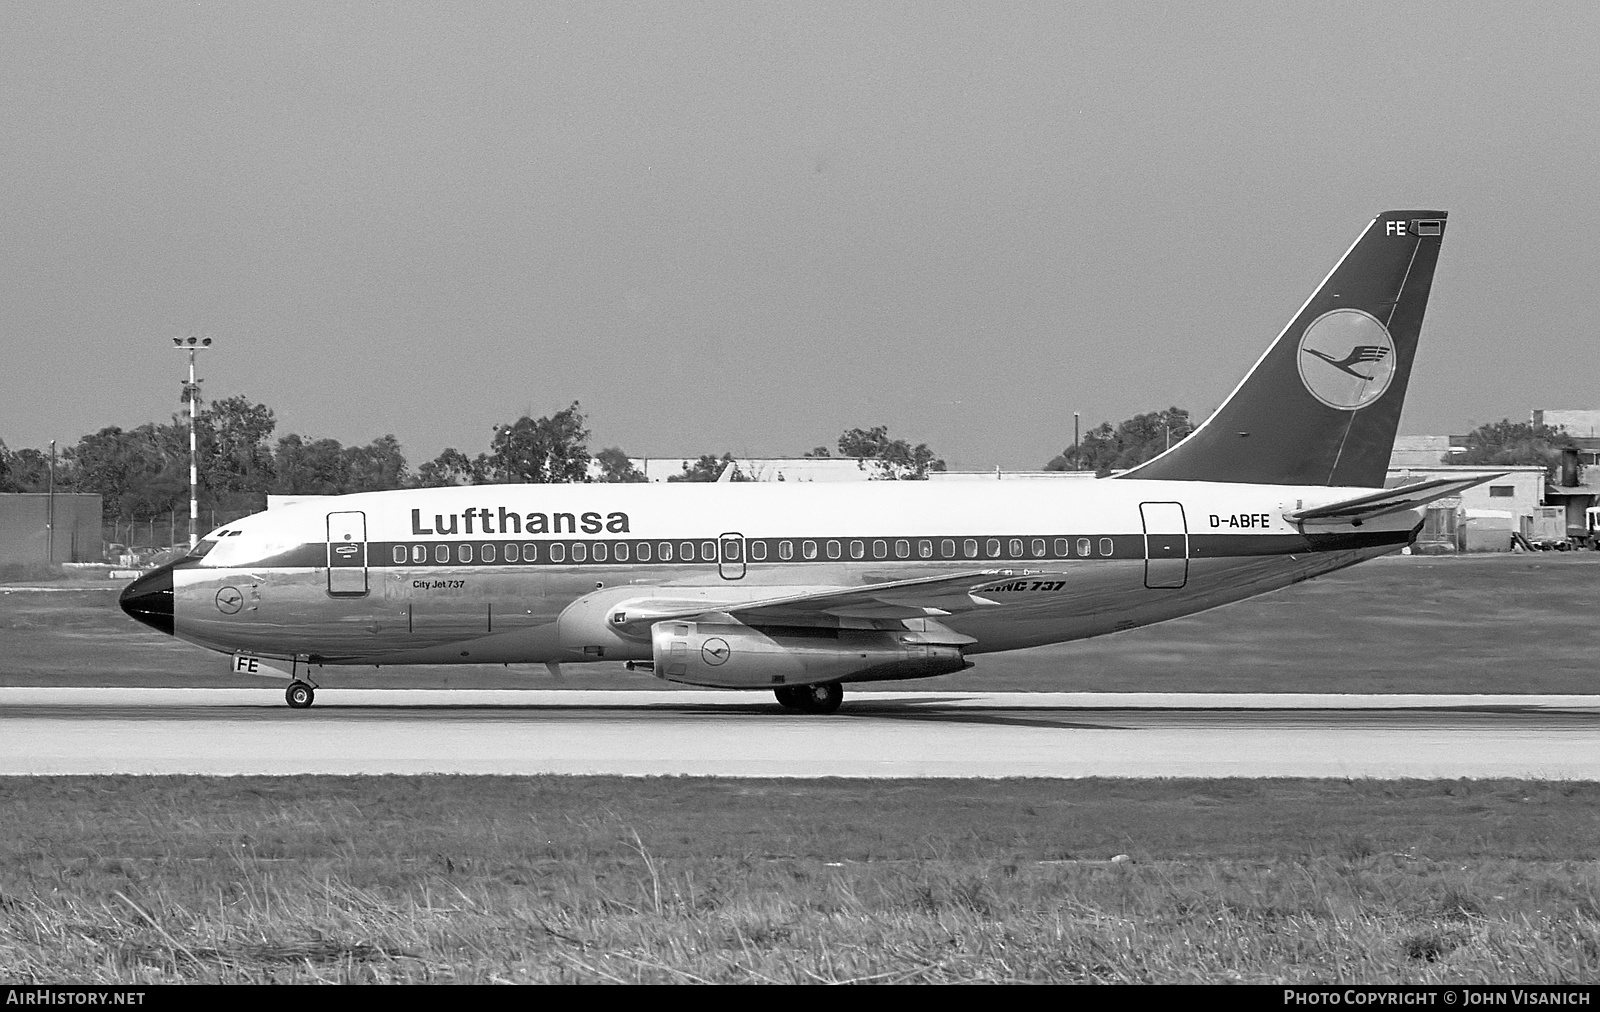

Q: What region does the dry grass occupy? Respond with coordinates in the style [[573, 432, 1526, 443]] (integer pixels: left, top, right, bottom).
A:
[[2, 777, 1599, 983]]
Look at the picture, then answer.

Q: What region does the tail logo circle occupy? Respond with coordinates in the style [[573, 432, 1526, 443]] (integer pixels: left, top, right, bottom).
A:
[[1297, 309, 1396, 411]]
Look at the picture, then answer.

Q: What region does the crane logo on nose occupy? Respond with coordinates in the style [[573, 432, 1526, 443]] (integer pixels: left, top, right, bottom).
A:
[[215, 586, 244, 615]]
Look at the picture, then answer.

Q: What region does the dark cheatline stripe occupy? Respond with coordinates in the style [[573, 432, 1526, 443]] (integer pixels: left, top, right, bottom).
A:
[[206, 528, 1411, 571]]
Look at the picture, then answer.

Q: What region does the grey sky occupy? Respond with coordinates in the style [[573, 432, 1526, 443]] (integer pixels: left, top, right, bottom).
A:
[[3, 4, 1597, 471]]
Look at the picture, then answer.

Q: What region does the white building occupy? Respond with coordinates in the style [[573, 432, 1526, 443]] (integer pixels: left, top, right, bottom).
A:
[[1533, 409, 1600, 438]]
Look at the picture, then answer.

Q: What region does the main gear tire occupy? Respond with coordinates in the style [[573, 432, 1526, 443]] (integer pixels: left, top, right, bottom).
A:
[[794, 682, 843, 715]]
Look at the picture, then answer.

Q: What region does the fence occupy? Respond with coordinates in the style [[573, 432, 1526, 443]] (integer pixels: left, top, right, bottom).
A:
[[103, 509, 259, 554]]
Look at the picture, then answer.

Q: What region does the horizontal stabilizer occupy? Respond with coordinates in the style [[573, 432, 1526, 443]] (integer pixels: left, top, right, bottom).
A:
[[1284, 474, 1504, 528]]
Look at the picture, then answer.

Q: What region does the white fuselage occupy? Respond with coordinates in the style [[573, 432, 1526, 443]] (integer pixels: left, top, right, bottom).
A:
[[162, 478, 1417, 673]]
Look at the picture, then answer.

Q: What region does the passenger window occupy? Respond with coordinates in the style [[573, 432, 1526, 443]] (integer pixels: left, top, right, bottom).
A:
[[1053, 538, 1067, 557], [873, 540, 887, 559], [895, 540, 909, 559], [802, 541, 817, 560], [659, 542, 672, 562], [701, 541, 716, 561], [1009, 539, 1024, 557], [614, 543, 629, 562], [963, 539, 978, 558], [504, 543, 520, 563], [392, 545, 406, 564], [592, 543, 607, 562], [549, 543, 566, 563], [1099, 537, 1113, 556], [636, 542, 651, 562], [723, 540, 742, 561], [985, 538, 1001, 557], [850, 540, 864, 560], [522, 543, 537, 562], [1032, 539, 1046, 557], [481, 543, 496, 563], [680, 542, 695, 561], [434, 544, 450, 564], [941, 539, 955, 557], [1077, 538, 1091, 556], [750, 541, 766, 561], [573, 543, 588, 562], [919, 540, 932, 558], [459, 544, 473, 563], [779, 540, 794, 560], [826, 540, 841, 560], [413, 545, 427, 564]]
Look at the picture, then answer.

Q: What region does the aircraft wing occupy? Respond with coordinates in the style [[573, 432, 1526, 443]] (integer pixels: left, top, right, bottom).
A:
[[724, 569, 1044, 624], [1283, 474, 1504, 527], [607, 568, 1053, 639]]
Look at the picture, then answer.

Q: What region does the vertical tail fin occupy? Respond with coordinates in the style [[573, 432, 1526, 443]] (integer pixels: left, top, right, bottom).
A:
[[1120, 210, 1447, 487]]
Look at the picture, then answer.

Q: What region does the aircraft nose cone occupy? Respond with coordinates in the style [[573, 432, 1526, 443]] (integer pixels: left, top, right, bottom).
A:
[[119, 565, 174, 636]]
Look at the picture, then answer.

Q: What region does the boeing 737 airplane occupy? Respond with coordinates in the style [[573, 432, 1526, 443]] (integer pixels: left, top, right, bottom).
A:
[[122, 210, 1491, 713]]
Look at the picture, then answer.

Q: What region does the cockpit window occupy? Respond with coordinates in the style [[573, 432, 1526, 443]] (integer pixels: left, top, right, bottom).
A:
[[187, 539, 218, 560]]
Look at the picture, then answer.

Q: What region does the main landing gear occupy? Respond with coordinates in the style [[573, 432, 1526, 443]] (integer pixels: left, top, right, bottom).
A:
[[285, 681, 315, 709], [774, 682, 843, 715]]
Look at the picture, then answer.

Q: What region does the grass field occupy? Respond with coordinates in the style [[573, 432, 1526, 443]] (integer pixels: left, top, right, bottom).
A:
[[5, 553, 1598, 692], [2, 777, 1598, 983]]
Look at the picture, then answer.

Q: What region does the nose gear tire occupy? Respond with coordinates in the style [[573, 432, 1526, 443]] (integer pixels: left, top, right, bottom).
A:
[[285, 681, 315, 709]]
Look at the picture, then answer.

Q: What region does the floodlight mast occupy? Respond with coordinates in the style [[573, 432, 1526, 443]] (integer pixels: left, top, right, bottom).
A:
[[172, 335, 213, 550]]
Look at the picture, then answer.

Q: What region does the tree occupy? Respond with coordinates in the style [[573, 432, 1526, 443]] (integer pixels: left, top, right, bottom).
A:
[[272, 435, 352, 495], [1046, 407, 1193, 476], [1453, 419, 1578, 480], [667, 453, 748, 482], [485, 402, 592, 483], [594, 446, 646, 483], [196, 396, 277, 513], [343, 434, 409, 491], [834, 425, 945, 480], [0, 440, 58, 493], [414, 448, 487, 488], [273, 433, 412, 494], [68, 426, 158, 520], [803, 446, 832, 458]]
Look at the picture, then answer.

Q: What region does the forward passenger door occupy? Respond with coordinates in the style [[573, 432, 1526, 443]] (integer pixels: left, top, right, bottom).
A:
[[326, 511, 369, 597]]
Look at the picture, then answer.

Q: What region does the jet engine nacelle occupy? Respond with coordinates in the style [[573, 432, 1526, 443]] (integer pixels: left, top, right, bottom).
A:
[[650, 621, 970, 688]]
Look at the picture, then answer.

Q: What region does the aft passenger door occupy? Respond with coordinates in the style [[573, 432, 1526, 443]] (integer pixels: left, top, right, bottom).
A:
[[1139, 502, 1188, 590], [326, 511, 369, 597]]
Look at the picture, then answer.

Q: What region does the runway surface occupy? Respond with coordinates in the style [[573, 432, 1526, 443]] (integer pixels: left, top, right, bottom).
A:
[[3, 688, 1598, 778]]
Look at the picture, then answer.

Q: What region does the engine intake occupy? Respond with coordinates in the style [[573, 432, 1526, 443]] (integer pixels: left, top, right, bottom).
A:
[[651, 621, 970, 688]]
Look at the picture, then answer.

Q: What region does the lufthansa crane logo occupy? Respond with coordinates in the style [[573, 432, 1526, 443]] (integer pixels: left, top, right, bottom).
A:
[[215, 586, 244, 615], [701, 638, 731, 666], [1296, 308, 1396, 411]]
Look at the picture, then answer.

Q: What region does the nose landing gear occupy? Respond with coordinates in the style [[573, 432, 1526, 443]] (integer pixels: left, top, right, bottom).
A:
[[774, 682, 843, 714], [285, 681, 315, 709]]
